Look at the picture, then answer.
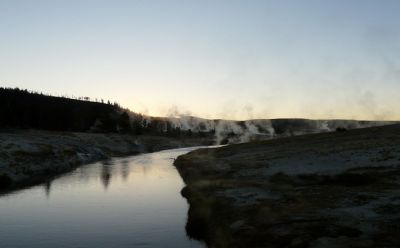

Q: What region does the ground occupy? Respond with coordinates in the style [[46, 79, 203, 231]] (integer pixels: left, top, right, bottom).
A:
[[174, 124, 400, 248]]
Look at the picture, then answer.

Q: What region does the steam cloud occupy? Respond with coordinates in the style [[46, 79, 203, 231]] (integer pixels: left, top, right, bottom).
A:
[[133, 106, 395, 145]]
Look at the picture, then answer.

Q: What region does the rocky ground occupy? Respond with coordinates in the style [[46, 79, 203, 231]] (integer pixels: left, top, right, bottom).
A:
[[174, 124, 400, 248], [0, 129, 213, 192]]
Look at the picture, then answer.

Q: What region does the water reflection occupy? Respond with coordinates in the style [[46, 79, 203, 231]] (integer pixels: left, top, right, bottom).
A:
[[120, 160, 130, 181], [133, 155, 154, 166], [101, 164, 112, 190], [0, 147, 206, 248], [43, 180, 52, 198]]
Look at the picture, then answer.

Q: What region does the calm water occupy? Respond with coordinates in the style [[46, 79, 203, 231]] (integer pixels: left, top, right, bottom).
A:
[[0, 147, 205, 248]]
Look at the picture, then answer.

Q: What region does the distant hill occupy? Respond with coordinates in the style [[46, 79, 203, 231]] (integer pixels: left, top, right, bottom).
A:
[[0, 87, 396, 143], [159, 116, 398, 144], [0, 87, 210, 137], [0, 87, 128, 132]]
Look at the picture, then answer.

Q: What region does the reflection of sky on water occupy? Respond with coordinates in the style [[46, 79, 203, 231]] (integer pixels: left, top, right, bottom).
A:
[[120, 160, 130, 181], [0, 147, 205, 248]]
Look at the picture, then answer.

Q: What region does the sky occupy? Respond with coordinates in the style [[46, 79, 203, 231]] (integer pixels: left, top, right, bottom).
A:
[[1, 0, 399, 120]]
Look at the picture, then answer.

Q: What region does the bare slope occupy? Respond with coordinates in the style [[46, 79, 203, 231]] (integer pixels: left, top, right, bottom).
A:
[[175, 124, 400, 247]]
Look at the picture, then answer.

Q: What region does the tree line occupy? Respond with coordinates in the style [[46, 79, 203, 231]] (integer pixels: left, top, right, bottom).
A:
[[0, 87, 210, 137]]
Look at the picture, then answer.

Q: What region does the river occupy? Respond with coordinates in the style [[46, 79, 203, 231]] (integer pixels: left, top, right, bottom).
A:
[[0, 147, 205, 248]]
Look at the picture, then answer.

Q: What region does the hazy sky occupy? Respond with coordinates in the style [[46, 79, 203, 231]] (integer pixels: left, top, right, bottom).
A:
[[1, 0, 399, 120]]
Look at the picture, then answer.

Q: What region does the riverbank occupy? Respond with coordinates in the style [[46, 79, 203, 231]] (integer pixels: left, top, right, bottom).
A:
[[0, 129, 213, 192], [174, 124, 400, 247]]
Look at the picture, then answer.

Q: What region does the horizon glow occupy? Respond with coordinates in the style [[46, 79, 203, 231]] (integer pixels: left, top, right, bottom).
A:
[[1, 0, 400, 120]]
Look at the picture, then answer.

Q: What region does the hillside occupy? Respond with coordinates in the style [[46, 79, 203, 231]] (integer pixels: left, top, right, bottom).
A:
[[1, 88, 396, 144], [0, 87, 205, 136], [0, 87, 125, 132]]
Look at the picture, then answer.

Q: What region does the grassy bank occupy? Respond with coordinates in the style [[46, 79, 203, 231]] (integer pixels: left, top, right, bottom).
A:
[[0, 129, 213, 192], [174, 124, 400, 247]]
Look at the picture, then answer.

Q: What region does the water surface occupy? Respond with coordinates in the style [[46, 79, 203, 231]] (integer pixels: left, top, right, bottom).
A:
[[0, 147, 205, 248]]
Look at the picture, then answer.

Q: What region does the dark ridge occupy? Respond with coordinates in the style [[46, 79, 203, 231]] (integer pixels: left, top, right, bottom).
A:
[[0, 87, 202, 137], [0, 87, 122, 132], [1, 87, 396, 141]]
